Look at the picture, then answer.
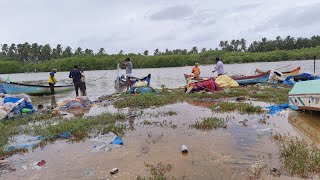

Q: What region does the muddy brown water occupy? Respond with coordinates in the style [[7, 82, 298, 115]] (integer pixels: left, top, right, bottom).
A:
[[1, 101, 319, 180]]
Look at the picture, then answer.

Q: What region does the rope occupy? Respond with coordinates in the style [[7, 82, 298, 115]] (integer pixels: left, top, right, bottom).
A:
[[92, 62, 117, 81]]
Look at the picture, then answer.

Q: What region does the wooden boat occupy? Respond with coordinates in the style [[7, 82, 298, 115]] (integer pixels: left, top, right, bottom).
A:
[[0, 82, 73, 95], [232, 71, 270, 85], [288, 79, 320, 111], [256, 67, 301, 76], [115, 74, 151, 87]]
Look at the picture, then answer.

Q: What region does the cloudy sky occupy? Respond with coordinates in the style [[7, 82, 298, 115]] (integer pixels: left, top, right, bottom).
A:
[[1, 0, 320, 54]]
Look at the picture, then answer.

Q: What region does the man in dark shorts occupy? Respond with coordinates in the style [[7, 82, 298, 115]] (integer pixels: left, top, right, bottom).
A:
[[69, 65, 83, 97]]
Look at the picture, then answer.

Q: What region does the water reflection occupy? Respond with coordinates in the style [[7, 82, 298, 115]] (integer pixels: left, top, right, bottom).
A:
[[288, 111, 320, 144]]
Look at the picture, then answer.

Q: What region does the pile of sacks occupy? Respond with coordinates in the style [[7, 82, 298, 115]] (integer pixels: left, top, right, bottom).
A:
[[0, 93, 34, 120]]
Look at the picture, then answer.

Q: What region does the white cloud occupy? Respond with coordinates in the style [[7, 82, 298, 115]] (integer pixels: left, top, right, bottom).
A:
[[0, 0, 319, 54]]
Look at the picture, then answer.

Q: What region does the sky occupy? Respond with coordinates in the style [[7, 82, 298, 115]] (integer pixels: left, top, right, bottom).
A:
[[1, 0, 320, 54]]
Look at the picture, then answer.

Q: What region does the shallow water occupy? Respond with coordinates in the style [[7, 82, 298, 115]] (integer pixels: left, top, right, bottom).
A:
[[0, 60, 318, 106], [2, 102, 319, 179]]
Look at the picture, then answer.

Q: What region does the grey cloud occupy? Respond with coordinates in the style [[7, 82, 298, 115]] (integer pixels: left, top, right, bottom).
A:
[[149, 5, 193, 21]]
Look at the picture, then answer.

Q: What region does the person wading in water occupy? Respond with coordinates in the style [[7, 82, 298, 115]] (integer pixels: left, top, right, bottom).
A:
[[48, 68, 57, 95], [69, 65, 83, 97], [212, 58, 224, 76], [119, 58, 133, 91]]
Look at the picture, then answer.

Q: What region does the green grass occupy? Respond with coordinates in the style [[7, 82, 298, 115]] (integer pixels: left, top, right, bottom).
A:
[[137, 162, 174, 180], [211, 102, 264, 114], [33, 113, 126, 141], [273, 134, 320, 178], [0, 113, 57, 157], [190, 117, 227, 130], [0, 113, 125, 157], [113, 85, 290, 109]]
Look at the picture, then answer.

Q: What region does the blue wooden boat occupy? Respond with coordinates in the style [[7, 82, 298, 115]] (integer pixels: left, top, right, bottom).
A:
[[115, 74, 151, 86], [232, 71, 270, 85], [0, 82, 73, 95], [289, 79, 320, 111]]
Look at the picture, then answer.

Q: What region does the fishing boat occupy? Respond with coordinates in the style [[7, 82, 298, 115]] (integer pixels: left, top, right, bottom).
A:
[[232, 71, 270, 85], [288, 79, 320, 111], [115, 74, 151, 87], [256, 67, 301, 76], [0, 82, 73, 95]]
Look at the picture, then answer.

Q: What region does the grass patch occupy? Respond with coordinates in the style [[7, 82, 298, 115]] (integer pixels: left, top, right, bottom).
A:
[[113, 85, 290, 109], [33, 113, 126, 142], [273, 133, 320, 178], [137, 162, 173, 180], [0, 113, 58, 157], [211, 102, 264, 114], [190, 117, 227, 130]]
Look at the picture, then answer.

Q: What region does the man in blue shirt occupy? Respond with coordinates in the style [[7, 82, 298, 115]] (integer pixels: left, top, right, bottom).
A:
[[69, 65, 83, 97]]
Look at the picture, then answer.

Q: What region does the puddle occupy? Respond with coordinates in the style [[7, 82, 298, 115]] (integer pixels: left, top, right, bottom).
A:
[[2, 103, 320, 179]]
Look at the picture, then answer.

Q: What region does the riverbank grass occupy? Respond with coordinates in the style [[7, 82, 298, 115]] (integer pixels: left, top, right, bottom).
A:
[[190, 117, 227, 130], [211, 102, 264, 114]]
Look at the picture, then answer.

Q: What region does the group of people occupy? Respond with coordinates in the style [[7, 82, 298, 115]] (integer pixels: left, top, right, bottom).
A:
[[191, 58, 224, 79], [48, 65, 86, 96], [48, 57, 223, 96]]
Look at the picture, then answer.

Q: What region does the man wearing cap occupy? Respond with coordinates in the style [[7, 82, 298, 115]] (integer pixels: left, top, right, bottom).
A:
[[48, 68, 57, 95], [212, 58, 224, 76], [119, 58, 133, 91], [192, 63, 201, 79]]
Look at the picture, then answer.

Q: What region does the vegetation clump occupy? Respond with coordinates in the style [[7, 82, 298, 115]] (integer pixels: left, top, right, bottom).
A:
[[137, 162, 173, 180], [190, 117, 227, 130], [211, 102, 264, 114], [273, 133, 320, 178]]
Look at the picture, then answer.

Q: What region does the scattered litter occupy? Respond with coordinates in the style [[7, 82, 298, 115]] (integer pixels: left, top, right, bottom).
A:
[[0, 160, 15, 173], [110, 168, 119, 175], [36, 160, 46, 167], [59, 132, 71, 139], [6, 135, 44, 151], [54, 96, 93, 111], [111, 136, 123, 145], [266, 104, 289, 115], [181, 145, 188, 154]]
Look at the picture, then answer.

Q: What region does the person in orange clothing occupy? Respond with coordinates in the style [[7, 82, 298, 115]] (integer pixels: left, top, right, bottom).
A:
[[192, 63, 201, 79]]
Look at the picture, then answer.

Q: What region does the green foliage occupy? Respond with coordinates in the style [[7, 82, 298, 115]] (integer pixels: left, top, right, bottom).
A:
[[211, 102, 264, 114], [273, 134, 320, 178], [190, 117, 227, 130], [0, 46, 320, 74]]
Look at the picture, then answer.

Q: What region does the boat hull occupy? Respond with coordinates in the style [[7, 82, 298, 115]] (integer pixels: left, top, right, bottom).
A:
[[288, 80, 320, 111], [1, 83, 73, 95], [233, 72, 270, 85]]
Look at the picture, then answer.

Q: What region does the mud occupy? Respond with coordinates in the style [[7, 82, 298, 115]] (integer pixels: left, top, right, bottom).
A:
[[1, 101, 319, 180]]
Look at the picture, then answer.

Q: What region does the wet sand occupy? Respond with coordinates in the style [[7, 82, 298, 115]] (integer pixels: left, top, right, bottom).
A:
[[2, 102, 318, 179]]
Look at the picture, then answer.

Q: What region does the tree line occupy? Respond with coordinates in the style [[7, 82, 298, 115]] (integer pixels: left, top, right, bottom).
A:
[[219, 35, 320, 52], [1, 35, 320, 62]]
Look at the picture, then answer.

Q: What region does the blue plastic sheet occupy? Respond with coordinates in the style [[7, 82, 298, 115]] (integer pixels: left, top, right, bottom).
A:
[[266, 104, 289, 115], [0, 84, 6, 94], [111, 136, 123, 145], [3, 97, 34, 114], [128, 86, 158, 95], [6, 136, 44, 151], [59, 132, 71, 139]]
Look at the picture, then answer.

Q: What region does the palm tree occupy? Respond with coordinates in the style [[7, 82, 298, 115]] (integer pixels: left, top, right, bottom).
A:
[[154, 49, 160, 56], [240, 38, 247, 52], [1, 44, 9, 55], [56, 44, 63, 58], [143, 50, 148, 56], [97, 48, 105, 55], [8, 44, 17, 58], [84, 49, 94, 55], [63, 46, 73, 57], [42, 44, 52, 60], [74, 47, 83, 56]]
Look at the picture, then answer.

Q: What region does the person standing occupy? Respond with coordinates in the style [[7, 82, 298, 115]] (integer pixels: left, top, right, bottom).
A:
[[80, 69, 86, 96], [192, 63, 201, 79], [212, 58, 224, 76], [119, 58, 133, 91], [69, 65, 83, 97], [48, 68, 57, 95]]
